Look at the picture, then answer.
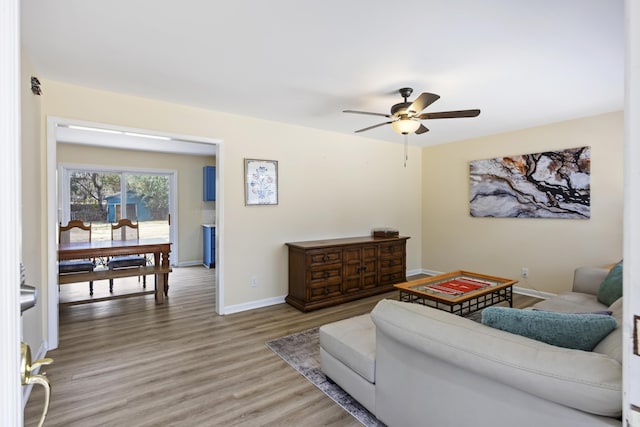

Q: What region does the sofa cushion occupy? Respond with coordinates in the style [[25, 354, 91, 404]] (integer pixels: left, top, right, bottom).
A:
[[482, 307, 617, 351], [572, 266, 611, 294], [597, 261, 623, 306], [592, 297, 623, 363], [319, 314, 376, 383], [529, 291, 608, 314]]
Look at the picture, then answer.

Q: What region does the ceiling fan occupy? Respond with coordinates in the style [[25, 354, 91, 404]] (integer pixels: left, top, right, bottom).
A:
[[343, 87, 480, 135]]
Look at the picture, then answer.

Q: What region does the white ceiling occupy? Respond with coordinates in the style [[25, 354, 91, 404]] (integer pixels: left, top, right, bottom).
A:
[[20, 0, 624, 147]]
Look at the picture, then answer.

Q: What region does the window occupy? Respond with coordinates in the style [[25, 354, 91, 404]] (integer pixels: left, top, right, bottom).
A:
[[61, 167, 173, 243]]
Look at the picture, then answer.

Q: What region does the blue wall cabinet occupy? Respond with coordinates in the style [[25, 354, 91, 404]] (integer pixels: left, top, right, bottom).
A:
[[203, 166, 216, 201], [203, 225, 215, 268]]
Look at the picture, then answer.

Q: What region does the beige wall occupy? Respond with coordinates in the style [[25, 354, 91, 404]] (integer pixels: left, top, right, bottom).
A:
[[57, 143, 214, 264], [20, 52, 45, 354], [41, 80, 423, 309], [25, 78, 623, 328], [421, 111, 624, 294], [22, 77, 623, 355]]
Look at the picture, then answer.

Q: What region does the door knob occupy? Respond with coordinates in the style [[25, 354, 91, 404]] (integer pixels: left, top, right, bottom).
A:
[[21, 342, 52, 427]]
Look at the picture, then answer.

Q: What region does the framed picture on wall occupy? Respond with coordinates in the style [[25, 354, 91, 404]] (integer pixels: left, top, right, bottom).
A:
[[244, 158, 278, 206], [469, 146, 590, 219]]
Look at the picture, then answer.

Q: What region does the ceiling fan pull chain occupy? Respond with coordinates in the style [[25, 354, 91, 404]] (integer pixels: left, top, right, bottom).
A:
[[404, 134, 408, 167]]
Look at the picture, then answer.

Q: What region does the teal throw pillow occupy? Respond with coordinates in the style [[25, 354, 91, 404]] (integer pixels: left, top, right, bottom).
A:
[[597, 261, 623, 306], [481, 307, 617, 351]]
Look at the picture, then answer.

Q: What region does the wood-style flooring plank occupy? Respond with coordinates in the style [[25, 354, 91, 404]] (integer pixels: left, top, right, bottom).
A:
[[24, 267, 538, 427]]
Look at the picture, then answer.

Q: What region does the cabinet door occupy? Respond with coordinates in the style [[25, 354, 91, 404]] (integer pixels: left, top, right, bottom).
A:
[[342, 245, 378, 293], [360, 245, 378, 289], [203, 166, 216, 201], [209, 227, 215, 267], [342, 247, 362, 294], [202, 226, 215, 268]]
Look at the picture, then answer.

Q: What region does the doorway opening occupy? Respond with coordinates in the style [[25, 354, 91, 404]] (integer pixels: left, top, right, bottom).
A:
[[47, 117, 224, 349]]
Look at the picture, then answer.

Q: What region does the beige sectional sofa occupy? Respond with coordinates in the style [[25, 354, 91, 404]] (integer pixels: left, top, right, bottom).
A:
[[319, 266, 622, 426]]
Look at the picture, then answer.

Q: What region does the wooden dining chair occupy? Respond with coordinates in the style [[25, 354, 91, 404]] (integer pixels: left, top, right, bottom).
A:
[[107, 218, 147, 292], [59, 220, 95, 295]]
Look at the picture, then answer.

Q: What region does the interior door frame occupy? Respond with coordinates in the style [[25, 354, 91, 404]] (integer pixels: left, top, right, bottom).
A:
[[0, 0, 23, 422], [46, 117, 224, 349]]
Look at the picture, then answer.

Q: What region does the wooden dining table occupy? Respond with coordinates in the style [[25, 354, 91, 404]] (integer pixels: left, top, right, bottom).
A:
[[58, 238, 172, 305]]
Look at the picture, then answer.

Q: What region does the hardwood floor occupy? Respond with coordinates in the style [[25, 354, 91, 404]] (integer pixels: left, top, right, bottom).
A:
[[24, 267, 539, 426]]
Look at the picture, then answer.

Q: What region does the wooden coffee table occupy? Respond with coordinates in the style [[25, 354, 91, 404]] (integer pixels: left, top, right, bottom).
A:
[[394, 270, 518, 317]]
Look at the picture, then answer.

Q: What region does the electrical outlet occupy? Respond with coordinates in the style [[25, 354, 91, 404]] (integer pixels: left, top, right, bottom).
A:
[[251, 276, 257, 288], [521, 267, 529, 278]]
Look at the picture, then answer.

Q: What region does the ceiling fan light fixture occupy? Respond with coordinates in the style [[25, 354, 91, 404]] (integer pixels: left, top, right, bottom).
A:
[[344, 88, 480, 136], [391, 118, 420, 135]]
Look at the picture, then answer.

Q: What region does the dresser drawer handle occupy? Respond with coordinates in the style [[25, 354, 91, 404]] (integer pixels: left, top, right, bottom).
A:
[[323, 271, 330, 279], [323, 255, 330, 262], [324, 287, 330, 295]]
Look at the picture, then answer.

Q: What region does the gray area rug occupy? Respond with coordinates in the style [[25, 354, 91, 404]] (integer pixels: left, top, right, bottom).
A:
[[266, 328, 385, 427]]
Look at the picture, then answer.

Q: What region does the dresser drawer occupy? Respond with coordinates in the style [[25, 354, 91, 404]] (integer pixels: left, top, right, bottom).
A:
[[380, 264, 404, 277], [307, 249, 342, 266], [308, 264, 342, 286], [380, 271, 406, 284], [380, 257, 403, 270], [308, 283, 342, 301], [380, 243, 405, 258]]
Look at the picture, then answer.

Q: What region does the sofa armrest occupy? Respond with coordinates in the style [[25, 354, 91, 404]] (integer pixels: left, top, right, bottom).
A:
[[572, 266, 610, 295], [371, 299, 622, 417]]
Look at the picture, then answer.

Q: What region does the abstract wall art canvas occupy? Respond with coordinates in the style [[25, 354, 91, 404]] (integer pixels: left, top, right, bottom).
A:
[[469, 146, 590, 219]]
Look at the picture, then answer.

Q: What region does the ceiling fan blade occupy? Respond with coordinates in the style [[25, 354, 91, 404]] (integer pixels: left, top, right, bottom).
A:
[[354, 121, 394, 133], [415, 124, 429, 134], [417, 109, 481, 119], [343, 110, 392, 118], [409, 93, 440, 113]]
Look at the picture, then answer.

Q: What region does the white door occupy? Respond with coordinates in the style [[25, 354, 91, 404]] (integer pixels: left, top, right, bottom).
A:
[[0, 0, 25, 424]]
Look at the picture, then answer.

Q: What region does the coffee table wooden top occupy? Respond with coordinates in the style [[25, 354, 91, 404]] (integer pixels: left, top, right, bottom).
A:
[[394, 270, 518, 305]]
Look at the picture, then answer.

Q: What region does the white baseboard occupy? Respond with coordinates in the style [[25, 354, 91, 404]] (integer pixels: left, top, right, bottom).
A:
[[406, 268, 444, 277], [222, 295, 286, 315], [417, 268, 443, 277], [406, 268, 425, 277], [176, 260, 204, 267]]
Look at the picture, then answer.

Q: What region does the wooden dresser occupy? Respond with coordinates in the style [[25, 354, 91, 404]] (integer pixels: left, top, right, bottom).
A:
[[285, 236, 409, 312]]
